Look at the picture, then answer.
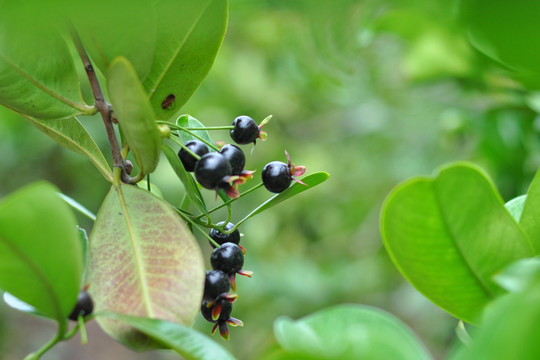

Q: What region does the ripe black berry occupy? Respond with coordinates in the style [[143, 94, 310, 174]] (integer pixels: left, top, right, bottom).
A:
[[230, 116, 259, 145], [201, 299, 243, 340], [262, 161, 291, 193], [211, 242, 244, 277], [219, 144, 245, 175], [209, 222, 241, 249], [262, 150, 307, 193], [204, 270, 231, 302], [68, 289, 94, 321], [178, 140, 209, 172], [194, 152, 232, 190]]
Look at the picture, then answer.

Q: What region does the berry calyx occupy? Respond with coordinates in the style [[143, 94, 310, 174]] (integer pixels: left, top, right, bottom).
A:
[[178, 140, 209, 172], [262, 150, 307, 193], [194, 152, 239, 198], [211, 242, 253, 291], [68, 289, 94, 321], [201, 299, 244, 340], [209, 222, 242, 249], [230, 115, 271, 145]]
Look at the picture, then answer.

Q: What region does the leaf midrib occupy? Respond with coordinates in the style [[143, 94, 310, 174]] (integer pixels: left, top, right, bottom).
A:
[[146, 0, 212, 97], [116, 185, 155, 317]]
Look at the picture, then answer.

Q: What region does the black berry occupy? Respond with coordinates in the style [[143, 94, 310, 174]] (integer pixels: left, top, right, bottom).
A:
[[219, 144, 246, 175], [201, 299, 243, 340], [230, 116, 259, 145], [68, 289, 94, 321], [211, 242, 244, 277], [178, 140, 209, 172], [204, 270, 231, 302], [195, 152, 232, 190], [210, 222, 240, 249], [201, 299, 233, 324], [262, 161, 291, 193]]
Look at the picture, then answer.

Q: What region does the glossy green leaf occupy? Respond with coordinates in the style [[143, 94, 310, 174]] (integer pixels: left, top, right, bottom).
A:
[[162, 144, 207, 214], [73, 0, 156, 80], [144, 0, 228, 119], [57, 192, 97, 222], [451, 277, 540, 360], [176, 114, 215, 146], [107, 57, 161, 176], [518, 168, 540, 253], [240, 172, 329, 221], [3, 292, 40, 316], [25, 116, 112, 182], [0, 2, 92, 119], [274, 304, 432, 360], [87, 184, 205, 351], [505, 194, 527, 223], [381, 162, 534, 323], [0, 182, 82, 321], [99, 312, 237, 360]]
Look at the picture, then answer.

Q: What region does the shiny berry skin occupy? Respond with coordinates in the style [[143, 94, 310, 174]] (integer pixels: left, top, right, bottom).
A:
[[210, 222, 240, 248], [262, 161, 291, 193], [68, 289, 94, 321], [211, 242, 244, 276], [204, 270, 231, 301], [201, 299, 233, 323], [219, 144, 245, 175], [230, 116, 259, 145], [195, 152, 232, 190], [178, 140, 209, 172]]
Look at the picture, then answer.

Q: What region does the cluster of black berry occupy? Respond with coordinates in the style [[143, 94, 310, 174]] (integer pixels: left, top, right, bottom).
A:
[[174, 115, 308, 339]]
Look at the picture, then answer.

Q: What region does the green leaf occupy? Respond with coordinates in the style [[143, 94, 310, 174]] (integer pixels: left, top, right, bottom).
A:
[[162, 144, 208, 214], [451, 277, 540, 360], [176, 114, 215, 147], [25, 115, 112, 182], [380, 162, 534, 323], [0, 182, 82, 322], [144, 0, 228, 119], [240, 172, 329, 221], [57, 192, 97, 222], [0, 2, 92, 119], [492, 257, 540, 293], [87, 184, 205, 351], [99, 312, 237, 360], [107, 57, 161, 176], [274, 304, 432, 360], [505, 194, 527, 223], [137, 180, 164, 199], [518, 168, 540, 253], [73, 0, 156, 80]]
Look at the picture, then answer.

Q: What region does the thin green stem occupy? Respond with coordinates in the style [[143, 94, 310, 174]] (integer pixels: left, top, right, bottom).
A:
[[183, 126, 234, 131], [175, 208, 220, 247], [162, 122, 220, 151], [168, 136, 201, 160], [147, 174, 151, 192]]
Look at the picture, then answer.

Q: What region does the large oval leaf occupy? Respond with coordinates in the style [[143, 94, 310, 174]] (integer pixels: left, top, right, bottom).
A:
[[144, 0, 228, 120], [381, 162, 534, 323], [107, 57, 161, 176], [274, 304, 432, 360], [99, 312, 236, 360], [0, 2, 92, 119], [0, 182, 82, 322], [25, 115, 112, 182], [88, 184, 205, 351]]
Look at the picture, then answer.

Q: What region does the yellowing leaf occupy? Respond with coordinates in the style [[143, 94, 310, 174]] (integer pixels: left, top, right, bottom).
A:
[[88, 184, 204, 350]]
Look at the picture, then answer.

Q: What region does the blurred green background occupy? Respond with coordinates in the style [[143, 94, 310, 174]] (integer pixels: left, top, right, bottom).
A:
[[1, 0, 540, 359]]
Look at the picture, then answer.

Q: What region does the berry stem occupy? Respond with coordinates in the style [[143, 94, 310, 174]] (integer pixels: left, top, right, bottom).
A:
[[169, 136, 202, 161], [146, 174, 151, 192], [174, 208, 221, 248], [161, 121, 220, 151], [184, 126, 234, 131]]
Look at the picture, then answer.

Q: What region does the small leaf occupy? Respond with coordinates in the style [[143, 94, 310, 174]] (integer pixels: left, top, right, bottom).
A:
[[492, 257, 540, 293], [518, 167, 540, 252], [107, 57, 161, 176], [144, 0, 228, 119], [87, 184, 205, 351], [274, 304, 432, 360], [381, 162, 534, 323], [137, 180, 164, 199], [25, 115, 112, 182], [99, 312, 237, 360], [451, 277, 540, 360], [240, 172, 329, 221], [176, 114, 215, 146], [0, 181, 82, 322], [57, 192, 97, 222], [0, 3, 91, 119], [162, 144, 207, 214], [505, 194, 527, 223]]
